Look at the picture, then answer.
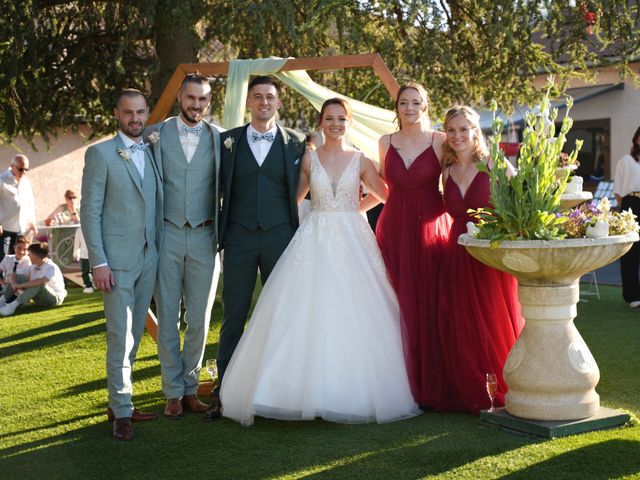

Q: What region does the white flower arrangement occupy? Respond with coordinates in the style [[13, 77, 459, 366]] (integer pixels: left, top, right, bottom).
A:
[[117, 148, 131, 161], [148, 130, 160, 144], [224, 136, 234, 152]]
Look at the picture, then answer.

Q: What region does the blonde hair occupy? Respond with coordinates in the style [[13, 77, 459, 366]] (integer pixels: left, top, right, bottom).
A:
[[394, 82, 430, 130], [442, 105, 488, 167]]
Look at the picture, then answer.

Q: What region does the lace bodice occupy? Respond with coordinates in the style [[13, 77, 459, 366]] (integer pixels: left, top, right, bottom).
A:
[[309, 150, 361, 213]]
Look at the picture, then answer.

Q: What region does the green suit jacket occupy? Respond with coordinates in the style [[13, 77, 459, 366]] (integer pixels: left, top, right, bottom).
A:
[[218, 124, 306, 249]]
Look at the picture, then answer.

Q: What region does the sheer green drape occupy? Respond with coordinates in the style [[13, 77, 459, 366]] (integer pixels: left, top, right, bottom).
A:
[[222, 57, 397, 161]]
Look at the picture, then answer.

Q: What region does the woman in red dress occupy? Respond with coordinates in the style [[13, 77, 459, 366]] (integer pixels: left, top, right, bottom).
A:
[[375, 83, 452, 409], [439, 106, 523, 414]]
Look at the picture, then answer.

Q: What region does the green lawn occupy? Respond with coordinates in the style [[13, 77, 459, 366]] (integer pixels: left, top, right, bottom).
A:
[[1, 285, 639, 479]]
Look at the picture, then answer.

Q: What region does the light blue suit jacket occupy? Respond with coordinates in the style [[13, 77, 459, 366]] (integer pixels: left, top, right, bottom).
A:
[[81, 134, 162, 270]]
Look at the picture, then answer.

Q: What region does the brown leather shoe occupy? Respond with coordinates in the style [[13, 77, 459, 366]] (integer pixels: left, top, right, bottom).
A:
[[164, 398, 183, 419], [183, 394, 208, 413], [107, 407, 159, 423], [204, 394, 222, 421], [112, 418, 133, 441]]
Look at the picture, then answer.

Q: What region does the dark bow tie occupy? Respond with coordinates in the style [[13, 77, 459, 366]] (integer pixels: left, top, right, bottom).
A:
[[251, 131, 274, 143], [179, 124, 203, 136]]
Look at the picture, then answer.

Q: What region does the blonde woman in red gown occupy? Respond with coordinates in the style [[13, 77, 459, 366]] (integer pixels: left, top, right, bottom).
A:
[[374, 83, 452, 409], [439, 106, 523, 414]]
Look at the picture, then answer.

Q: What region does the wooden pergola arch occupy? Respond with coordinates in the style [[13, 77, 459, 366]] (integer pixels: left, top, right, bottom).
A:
[[144, 53, 399, 341], [149, 52, 400, 124]]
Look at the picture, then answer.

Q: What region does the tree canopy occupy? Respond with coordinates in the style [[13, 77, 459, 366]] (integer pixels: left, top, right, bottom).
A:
[[1, 0, 638, 145]]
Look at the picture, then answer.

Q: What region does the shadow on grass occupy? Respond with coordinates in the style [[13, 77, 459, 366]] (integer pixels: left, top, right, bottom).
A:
[[0, 311, 103, 346], [0, 321, 104, 358], [500, 439, 640, 479], [0, 412, 536, 480], [57, 363, 163, 398]]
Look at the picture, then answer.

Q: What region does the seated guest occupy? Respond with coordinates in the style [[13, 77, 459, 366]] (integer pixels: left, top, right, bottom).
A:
[[0, 242, 67, 316], [45, 189, 80, 226], [0, 236, 31, 306]]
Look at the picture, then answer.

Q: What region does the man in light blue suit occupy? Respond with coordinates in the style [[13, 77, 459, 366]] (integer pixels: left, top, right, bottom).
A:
[[149, 73, 221, 418], [81, 89, 163, 441]]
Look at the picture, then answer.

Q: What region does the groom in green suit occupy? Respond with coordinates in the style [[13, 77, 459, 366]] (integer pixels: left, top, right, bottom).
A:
[[150, 73, 221, 419], [206, 76, 306, 420], [81, 89, 163, 440]]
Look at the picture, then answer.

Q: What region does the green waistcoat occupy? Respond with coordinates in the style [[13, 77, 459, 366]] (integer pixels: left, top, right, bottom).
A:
[[228, 133, 291, 231]]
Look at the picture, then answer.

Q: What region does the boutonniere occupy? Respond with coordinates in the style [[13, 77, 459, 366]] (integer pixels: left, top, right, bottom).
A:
[[148, 130, 160, 144], [224, 136, 234, 152], [117, 148, 131, 161]]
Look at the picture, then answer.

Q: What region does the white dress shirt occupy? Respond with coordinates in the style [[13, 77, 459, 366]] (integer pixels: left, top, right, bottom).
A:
[[30, 258, 67, 297], [0, 168, 36, 233], [177, 116, 203, 163], [614, 154, 640, 198], [0, 254, 31, 277], [118, 131, 146, 180], [247, 124, 278, 166]]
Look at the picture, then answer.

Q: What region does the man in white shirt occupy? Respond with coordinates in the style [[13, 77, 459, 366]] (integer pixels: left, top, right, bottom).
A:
[[0, 235, 31, 306], [0, 242, 66, 316], [0, 155, 37, 262]]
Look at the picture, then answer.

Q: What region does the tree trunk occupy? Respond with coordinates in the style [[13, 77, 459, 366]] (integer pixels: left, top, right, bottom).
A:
[[150, 0, 205, 106]]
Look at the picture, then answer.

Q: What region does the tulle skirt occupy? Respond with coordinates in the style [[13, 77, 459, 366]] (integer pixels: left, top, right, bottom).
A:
[[220, 210, 421, 426]]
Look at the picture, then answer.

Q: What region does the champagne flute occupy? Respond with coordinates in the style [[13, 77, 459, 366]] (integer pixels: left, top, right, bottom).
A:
[[486, 373, 498, 412], [205, 359, 217, 385]]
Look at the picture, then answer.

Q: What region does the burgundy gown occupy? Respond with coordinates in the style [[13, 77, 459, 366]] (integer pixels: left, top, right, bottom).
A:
[[439, 171, 523, 414], [376, 144, 452, 409]]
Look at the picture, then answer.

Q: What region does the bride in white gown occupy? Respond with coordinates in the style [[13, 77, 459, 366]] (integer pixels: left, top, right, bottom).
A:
[[220, 98, 420, 426]]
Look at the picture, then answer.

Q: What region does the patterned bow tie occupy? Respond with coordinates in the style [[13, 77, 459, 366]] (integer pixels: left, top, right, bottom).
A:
[[129, 143, 146, 152], [179, 124, 203, 136], [251, 131, 275, 143]]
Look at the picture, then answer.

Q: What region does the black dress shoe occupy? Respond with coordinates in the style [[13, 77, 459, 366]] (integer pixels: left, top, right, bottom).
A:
[[204, 395, 222, 421], [112, 418, 133, 441]]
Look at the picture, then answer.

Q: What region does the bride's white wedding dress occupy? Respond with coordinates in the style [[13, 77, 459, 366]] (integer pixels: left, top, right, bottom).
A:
[[220, 150, 420, 426]]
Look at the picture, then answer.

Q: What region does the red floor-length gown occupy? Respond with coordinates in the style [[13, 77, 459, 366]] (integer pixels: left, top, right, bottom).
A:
[[439, 171, 524, 414], [376, 143, 452, 408]]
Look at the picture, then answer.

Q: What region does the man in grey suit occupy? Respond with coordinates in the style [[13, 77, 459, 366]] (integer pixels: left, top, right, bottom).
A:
[[81, 89, 162, 441], [150, 73, 221, 418], [205, 76, 306, 420]]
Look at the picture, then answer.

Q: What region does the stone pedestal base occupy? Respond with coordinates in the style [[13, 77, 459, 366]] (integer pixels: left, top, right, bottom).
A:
[[480, 407, 631, 439]]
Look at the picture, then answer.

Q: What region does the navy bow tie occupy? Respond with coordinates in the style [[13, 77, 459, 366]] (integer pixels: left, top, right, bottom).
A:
[[179, 124, 203, 136], [251, 131, 275, 143], [129, 143, 146, 152]]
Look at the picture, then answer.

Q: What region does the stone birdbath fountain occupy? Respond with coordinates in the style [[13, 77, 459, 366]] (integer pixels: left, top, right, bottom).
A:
[[459, 233, 637, 424], [464, 83, 639, 437]]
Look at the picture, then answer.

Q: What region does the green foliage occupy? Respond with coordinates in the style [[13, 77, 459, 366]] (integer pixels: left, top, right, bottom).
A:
[[471, 79, 582, 242], [1, 1, 639, 145]]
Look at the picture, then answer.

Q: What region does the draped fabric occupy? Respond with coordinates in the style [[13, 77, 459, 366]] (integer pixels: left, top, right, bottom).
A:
[[221, 57, 397, 161]]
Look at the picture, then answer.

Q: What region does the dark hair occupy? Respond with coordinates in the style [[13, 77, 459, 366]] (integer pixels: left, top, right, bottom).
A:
[[317, 98, 352, 127], [248, 76, 281, 95], [28, 242, 49, 259], [116, 88, 146, 107], [15, 236, 28, 246], [181, 71, 211, 91], [394, 82, 430, 130], [631, 126, 640, 162]]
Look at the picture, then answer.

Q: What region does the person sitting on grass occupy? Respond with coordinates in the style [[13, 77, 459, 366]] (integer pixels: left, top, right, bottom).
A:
[[0, 242, 67, 317], [0, 235, 31, 307]]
